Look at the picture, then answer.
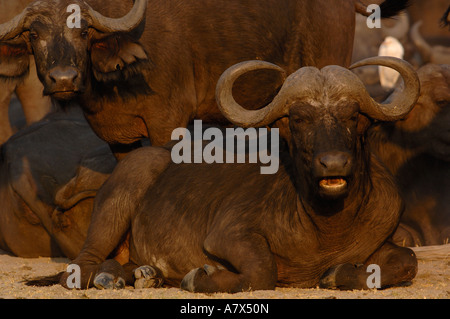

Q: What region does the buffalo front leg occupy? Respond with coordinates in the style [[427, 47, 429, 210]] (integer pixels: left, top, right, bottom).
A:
[[181, 232, 277, 293], [60, 147, 172, 289], [319, 241, 418, 290]]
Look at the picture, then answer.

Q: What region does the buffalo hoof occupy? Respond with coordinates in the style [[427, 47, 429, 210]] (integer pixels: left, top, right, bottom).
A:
[[134, 266, 163, 289], [319, 263, 366, 290], [93, 272, 125, 290], [180, 264, 217, 292]]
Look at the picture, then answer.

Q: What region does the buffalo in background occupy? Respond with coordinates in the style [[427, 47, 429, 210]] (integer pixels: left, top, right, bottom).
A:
[[0, 0, 411, 159], [370, 63, 450, 247], [350, 1, 450, 248], [0, 0, 54, 145], [0, 107, 115, 259], [352, 0, 450, 99]]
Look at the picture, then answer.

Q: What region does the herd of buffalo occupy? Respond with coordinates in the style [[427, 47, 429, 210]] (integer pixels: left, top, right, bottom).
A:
[[0, 0, 448, 293]]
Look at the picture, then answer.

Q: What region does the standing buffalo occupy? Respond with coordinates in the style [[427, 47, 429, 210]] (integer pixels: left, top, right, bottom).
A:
[[59, 57, 421, 292], [0, 0, 54, 145], [369, 64, 450, 246], [0, 0, 411, 160], [0, 107, 115, 259]]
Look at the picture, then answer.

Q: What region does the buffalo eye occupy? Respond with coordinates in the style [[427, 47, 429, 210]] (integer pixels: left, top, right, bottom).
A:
[[291, 117, 313, 127], [81, 30, 88, 39], [436, 99, 448, 108], [291, 116, 311, 125], [29, 31, 39, 41]]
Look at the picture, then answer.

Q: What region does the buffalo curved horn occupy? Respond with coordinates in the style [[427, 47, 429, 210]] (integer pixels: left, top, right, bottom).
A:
[[217, 57, 420, 127], [350, 56, 420, 121], [0, 0, 147, 41], [410, 21, 432, 63], [216, 60, 288, 127], [87, 0, 147, 33], [216, 61, 330, 127]]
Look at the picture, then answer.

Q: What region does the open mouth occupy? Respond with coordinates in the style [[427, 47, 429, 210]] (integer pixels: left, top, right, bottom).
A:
[[50, 90, 80, 100], [319, 177, 348, 193]]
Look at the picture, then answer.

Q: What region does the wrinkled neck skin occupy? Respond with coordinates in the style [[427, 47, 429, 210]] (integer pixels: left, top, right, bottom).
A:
[[290, 137, 372, 230], [368, 123, 423, 176]]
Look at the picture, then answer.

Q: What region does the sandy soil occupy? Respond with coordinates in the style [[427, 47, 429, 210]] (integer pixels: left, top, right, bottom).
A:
[[0, 245, 448, 300]]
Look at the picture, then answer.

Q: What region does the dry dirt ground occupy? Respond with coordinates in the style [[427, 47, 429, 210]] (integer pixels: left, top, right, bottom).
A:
[[0, 245, 448, 300]]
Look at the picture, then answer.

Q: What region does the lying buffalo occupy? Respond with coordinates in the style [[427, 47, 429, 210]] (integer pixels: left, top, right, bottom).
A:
[[369, 63, 450, 246], [0, 0, 411, 159], [0, 0, 54, 145], [59, 57, 421, 292], [0, 107, 115, 259]]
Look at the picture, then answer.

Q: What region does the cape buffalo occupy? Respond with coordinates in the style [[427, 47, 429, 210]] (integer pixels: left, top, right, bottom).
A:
[[369, 64, 450, 246], [0, 107, 115, 259], [59, 57, 421, 292], [0, 0, 54, 145], [0, 0, 411, 160]]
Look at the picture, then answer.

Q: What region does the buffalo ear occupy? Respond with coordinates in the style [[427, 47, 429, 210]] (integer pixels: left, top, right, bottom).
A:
[[90, 35, 148, 82], [357, 113, 372, 135], [0, 37, 30, 80]]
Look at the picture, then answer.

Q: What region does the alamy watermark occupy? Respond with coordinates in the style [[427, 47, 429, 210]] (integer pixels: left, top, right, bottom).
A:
[[366, 4, 381, 29], [66, 4, 81, 29], [66, 264, 81, 289], [366, 264, 381, 289], [65, 3, 382, 30], [170, 120, 280, 175]]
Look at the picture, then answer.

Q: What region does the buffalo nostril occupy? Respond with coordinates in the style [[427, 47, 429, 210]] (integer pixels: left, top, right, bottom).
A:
[[319, 157, 328, 169], [49, 67, 78, 84], [318, 153, 350, 170]]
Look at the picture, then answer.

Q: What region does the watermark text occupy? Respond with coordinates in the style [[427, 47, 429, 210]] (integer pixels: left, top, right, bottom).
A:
[[171, 120, 279, 175]]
